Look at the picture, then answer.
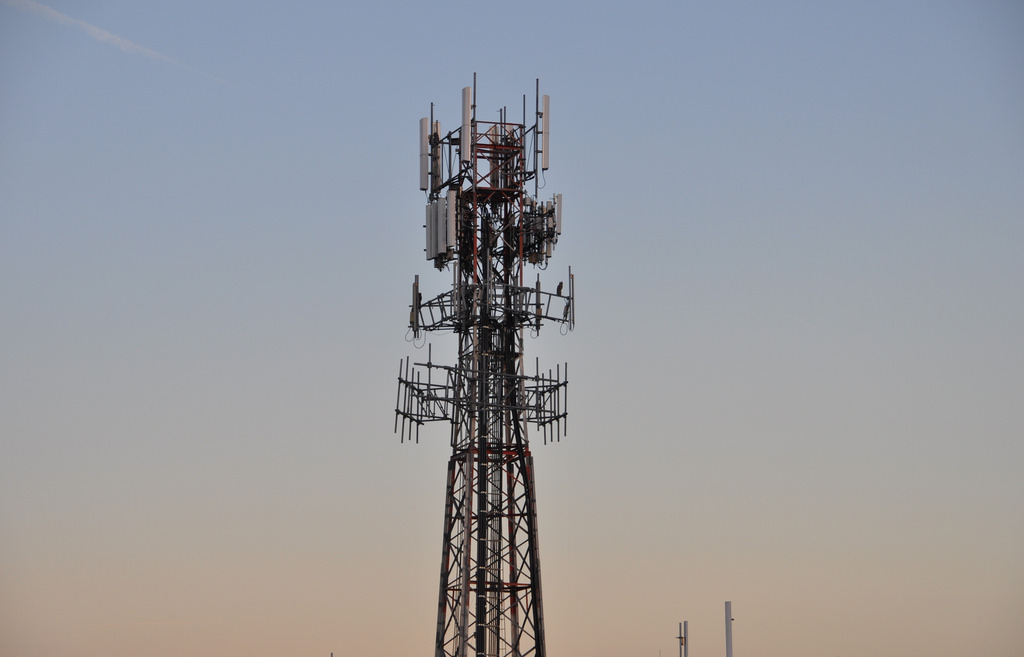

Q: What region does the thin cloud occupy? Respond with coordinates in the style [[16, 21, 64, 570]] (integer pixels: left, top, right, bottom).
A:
[[3, 0, 233, 86]]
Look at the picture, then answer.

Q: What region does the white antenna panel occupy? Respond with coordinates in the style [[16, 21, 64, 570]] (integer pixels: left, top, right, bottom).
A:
[[461, 86, 472, 163], [419, 117, 429, 191], [434, 199, 445, 257], [541, 94, 550, 170], [425, 203, 436, 259], [554, 193, 562, 234], [446, 189, 457, 250]]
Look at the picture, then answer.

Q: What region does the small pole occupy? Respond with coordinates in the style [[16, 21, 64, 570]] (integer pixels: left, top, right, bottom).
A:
[[677, 621, 688, 657], [725, 601, 733, 657]]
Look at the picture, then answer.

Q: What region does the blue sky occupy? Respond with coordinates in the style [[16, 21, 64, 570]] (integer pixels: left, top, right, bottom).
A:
[[2, 2, 1022, 656]]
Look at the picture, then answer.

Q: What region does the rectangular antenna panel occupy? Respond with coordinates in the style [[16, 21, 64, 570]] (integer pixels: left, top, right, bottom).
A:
[[461, 86, 472, 163], [446, 189, 457, 251], [434, 199, 445, 257], [425, 203, 436, 259], [554, 193, 562, 234], [419, 117, 429, 191]]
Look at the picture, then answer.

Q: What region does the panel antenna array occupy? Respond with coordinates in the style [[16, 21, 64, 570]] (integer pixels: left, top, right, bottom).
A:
[[396, 78, 574, 657]]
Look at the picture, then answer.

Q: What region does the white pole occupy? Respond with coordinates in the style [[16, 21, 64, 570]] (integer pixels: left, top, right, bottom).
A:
[[725, 601, 733, 657]]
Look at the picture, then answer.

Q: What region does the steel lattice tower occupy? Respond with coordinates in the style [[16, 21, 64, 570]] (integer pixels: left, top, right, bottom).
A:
[[396, 79, 573, 657]]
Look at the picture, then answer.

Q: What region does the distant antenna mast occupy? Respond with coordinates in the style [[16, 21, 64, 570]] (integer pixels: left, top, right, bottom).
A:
[[677, 621, 688, 657], [396, 78, 574, 657], [725, 601, 734, 657]]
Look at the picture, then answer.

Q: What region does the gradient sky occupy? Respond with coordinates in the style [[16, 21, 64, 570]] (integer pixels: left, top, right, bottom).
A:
[[2, 2, 1022, 656]]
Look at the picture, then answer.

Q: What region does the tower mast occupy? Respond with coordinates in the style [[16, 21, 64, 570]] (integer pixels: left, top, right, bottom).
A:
[[397, 78, 573, 657]]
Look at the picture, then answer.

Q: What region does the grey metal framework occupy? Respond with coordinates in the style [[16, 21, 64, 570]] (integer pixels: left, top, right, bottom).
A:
[[395, 78, 573, 657]]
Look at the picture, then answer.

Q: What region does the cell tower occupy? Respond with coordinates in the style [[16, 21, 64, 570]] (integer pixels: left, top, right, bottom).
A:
[[395, 77, 574, 657]]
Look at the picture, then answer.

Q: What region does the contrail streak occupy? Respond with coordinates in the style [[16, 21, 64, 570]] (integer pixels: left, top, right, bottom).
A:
[[3, 0, 233, 86]]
